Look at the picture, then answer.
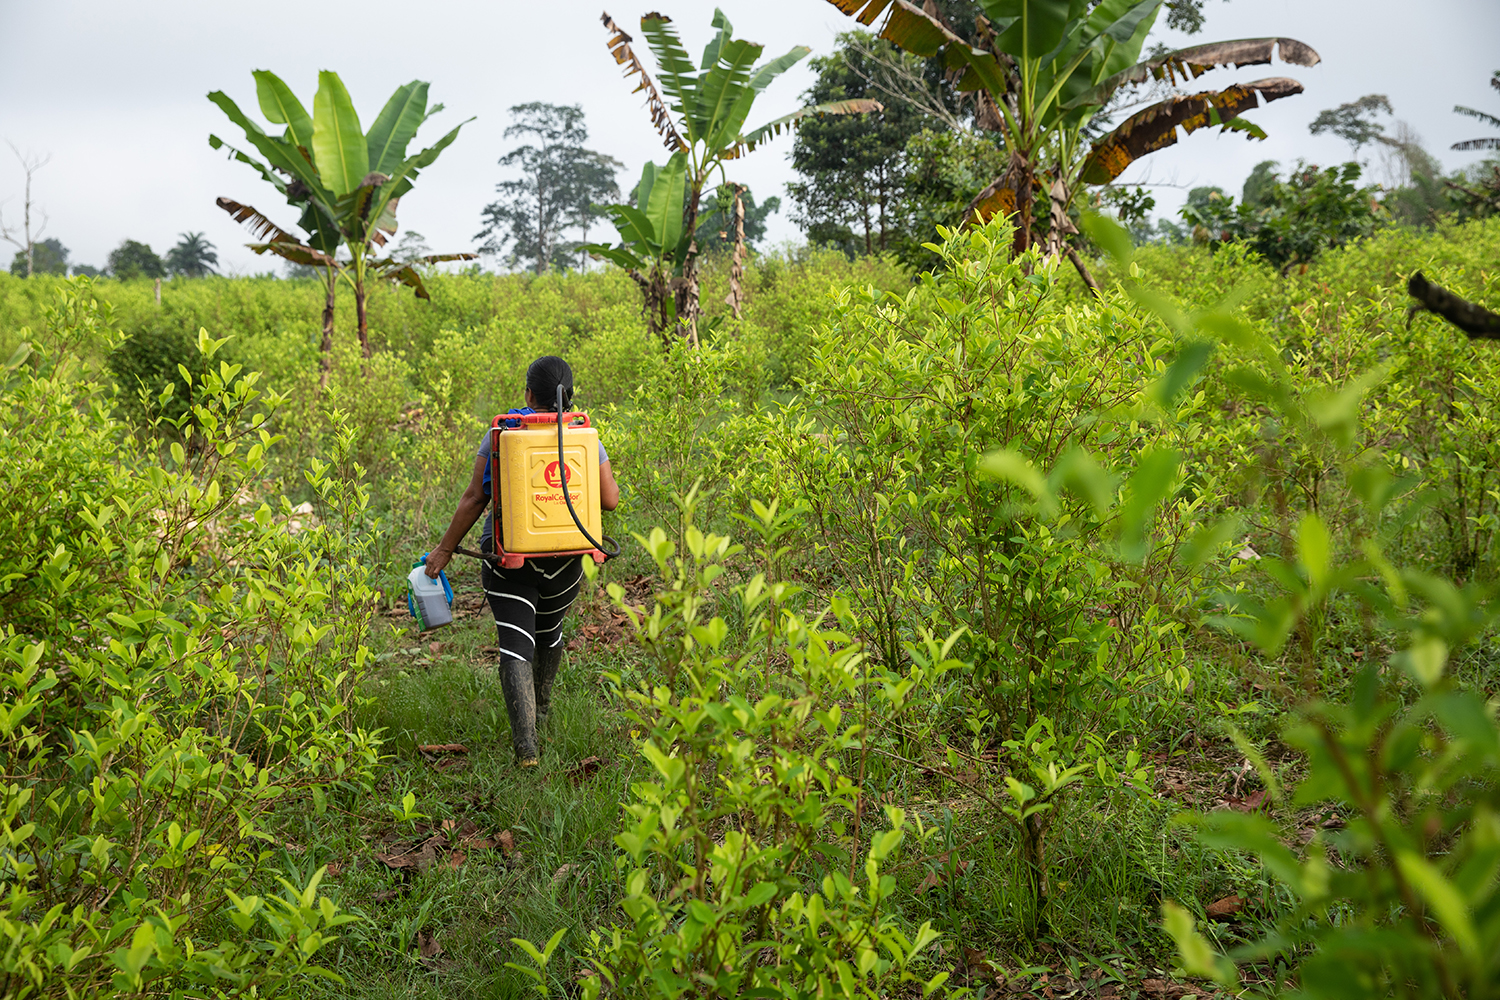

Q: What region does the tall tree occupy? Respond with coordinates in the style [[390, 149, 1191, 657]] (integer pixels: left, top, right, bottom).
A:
[[0, 143, 50, 278], [587, 8, 880, 346], [108, 240, 166, 280], [209, 71, 474, 360], [820, 0, 1317, 290], [787, 32, 938, 255], [1308, 94, 1393, 156], [476, 103, 622, 274], [166, 232, 219, 277], [8, 237, 67, 277]]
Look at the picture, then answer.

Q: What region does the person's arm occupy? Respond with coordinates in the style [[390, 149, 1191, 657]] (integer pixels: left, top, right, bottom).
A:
[[599, 460, 619, 511], [426, 454, 489, 578]]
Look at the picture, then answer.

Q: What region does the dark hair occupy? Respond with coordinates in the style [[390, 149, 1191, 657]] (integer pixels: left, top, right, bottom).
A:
[[527, 355, 574, 411]]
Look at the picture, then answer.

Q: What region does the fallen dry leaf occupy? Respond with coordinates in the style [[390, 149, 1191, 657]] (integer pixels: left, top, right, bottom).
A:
[[436, 757, 469, 772], [375, 833, 447, 871], [416, 930, 444, 961], [326, 862, 343, 877], [567, 756, 604, 783], [447, 848, 467, 870], [371, 887, 407, 904], [428, 641, 445, 655], [552, 863, 580, 887], [497, 829, 517, 856], [1230, 789, 1270, 813], [418, 744, 468, 755], [1205, 894, 1244, 920]]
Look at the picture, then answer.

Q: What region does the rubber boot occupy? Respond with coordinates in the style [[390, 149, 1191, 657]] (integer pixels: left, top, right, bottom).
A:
[[499, 657, 539, 767], [534, 643, 563, 725]]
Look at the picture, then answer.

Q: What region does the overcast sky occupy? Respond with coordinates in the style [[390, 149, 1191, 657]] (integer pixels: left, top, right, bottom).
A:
[[1, 0, 1496, 275]]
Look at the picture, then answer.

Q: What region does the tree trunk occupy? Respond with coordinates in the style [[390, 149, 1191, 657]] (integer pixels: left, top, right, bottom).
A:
[[356, 277, 371, 359], [319, 268, 337, 388], [1013, 158, 1034, 259], [724, 184, 747, 321], [679, 186, 704, 348], [1064, 245, 1102, 297]]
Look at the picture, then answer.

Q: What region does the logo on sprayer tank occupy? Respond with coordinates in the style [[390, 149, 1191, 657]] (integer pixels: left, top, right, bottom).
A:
[[543, 461, 571, 488]]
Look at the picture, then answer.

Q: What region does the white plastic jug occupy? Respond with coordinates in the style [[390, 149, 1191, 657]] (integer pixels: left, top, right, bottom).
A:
[[407, 564, 452, 631]]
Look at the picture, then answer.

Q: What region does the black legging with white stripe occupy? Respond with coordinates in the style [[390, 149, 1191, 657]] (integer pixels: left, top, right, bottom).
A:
[[479, 538, 584, 662]]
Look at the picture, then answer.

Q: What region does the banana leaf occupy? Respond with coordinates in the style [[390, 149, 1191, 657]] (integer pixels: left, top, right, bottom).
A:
[[215, 197, 298, 243], [644, 153, 688, 253], [582, 243, 649, 272], [983, 0, 1085, 64], [247, 240, 338, 268], [312, 71, 369, 197], [207, 134, 288, 195], [362, 119, 472, 232], [641, 14, 700, 132], [253, 70, 314, 150], [366, 81, 431, 176], [695, 36, 763, 141], [729, 99, 884, 157], [1064, 36, 1321, 109], [207, 92, 329, 199], [1080, 79, 1300, 184], [602, 12, 685, 152]]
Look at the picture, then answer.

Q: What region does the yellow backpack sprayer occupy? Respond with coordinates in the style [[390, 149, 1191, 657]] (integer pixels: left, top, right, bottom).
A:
[[476, 384, 618, 567]]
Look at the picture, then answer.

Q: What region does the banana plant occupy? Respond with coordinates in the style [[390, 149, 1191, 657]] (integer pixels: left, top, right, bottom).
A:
[[589, 9, 880, 346], [208, 71, 474, 359], [821, 0, 1318, 286], [589, 156, 692, 340]]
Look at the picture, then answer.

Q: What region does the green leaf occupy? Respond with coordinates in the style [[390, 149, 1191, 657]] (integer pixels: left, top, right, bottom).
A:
[[252, 70, 314, 149], [1119, 447, 1180, 563], [363, 119, 471, 226], [699, 7, 735, 69], [978, 449, 1050, 503], [607, 204, 658, 248], [311, 70, 368, 197], [207, 92, 325, 195], [1395, 851, 1480, 960], [735, 99, 882, 155], [1161, 901, 1237, 988], [582, 243, 647, 271], [695, 37, 762, 141], [1154, 340, 1215, 406], [1079, 210, 1132, 265], [640, 14, 699, 135], [1296, 512, 1331, 592], [644, 153, 688, 257], [1402, 633, 1448, 688], [985, 0, 1081, 64], [366, 81, 429, 175], [745, 45, 812, 94]]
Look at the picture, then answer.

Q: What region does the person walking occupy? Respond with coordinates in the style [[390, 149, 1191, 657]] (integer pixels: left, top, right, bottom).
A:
[[424, 356, 619, 766]]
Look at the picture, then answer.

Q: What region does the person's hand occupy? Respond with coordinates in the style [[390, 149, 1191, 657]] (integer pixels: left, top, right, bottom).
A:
[[425, 548, 453, 578]]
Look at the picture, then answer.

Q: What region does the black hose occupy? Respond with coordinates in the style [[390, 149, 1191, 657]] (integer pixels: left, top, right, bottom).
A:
[[556, 384, 620, 560]]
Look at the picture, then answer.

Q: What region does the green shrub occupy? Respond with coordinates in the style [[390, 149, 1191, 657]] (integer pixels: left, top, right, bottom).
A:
[[0, 288, 382, 996], [513, 497, 954, 999], [780, 220, 1204, 738]]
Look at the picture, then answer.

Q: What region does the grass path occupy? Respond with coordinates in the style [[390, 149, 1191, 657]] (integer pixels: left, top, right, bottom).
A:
[[292, 560, 638, 999]]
